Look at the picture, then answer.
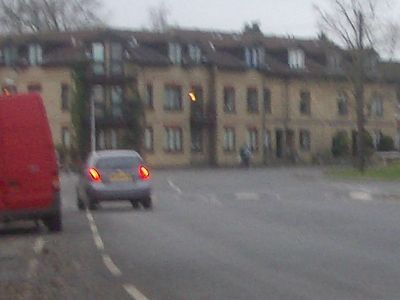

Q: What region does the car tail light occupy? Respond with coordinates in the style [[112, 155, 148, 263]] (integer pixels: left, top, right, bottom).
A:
[[138, 165, 150, 180], [88, 168, 102, 182], [52, 170, 60, 191]]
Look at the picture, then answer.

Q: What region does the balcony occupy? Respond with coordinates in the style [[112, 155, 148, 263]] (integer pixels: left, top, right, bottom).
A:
[[85, 62, 134, 84]]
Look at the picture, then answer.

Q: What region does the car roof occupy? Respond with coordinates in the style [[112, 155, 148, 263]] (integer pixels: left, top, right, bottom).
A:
[[88, 150, 142, 162]]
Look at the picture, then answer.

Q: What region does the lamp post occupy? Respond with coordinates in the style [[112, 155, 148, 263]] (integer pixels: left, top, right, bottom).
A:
[[90, 96, 96, 152]]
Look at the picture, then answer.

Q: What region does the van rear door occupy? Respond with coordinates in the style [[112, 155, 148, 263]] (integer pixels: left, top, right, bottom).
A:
[[0, 94, 57, 211]]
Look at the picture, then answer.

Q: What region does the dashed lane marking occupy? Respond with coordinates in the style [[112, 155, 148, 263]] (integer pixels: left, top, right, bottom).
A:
[[167, 178, 182, 194], [27, 258, 39, 279], [235, 192, 260, 201], [102, 254, 122, 277], [33, 237, 45, 254], [124, 284, 150, 300], [350, 191, 373, 201]]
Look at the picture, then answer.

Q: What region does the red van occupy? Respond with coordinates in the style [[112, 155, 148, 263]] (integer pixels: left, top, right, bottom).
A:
[[0, 93, 62, 232]]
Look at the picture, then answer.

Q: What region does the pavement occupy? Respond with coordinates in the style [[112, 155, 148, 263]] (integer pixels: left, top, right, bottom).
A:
[[1, 167, 400, 300]]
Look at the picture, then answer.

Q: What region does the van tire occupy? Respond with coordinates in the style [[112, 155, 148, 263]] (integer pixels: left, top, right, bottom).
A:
[[88, 198, 98, 210], [130, 200, 140, 209], [44, 212, 62, 232]]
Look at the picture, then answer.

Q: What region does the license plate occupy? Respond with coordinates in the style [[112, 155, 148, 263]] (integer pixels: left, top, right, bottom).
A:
[[109, 170, 131, 182]]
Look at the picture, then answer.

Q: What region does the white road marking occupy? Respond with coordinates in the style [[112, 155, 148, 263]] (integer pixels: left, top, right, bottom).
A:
[[167, 178, 182, 194], [207, 194, 223, 207], [350, 191, 373, 201], [235, 192, 260, 201], [27, 258, 39, 279], [102, 254, 122, 277], [33, 237, 45, 254], [123, 284, 149, 300], [94, 233, 104, 250]]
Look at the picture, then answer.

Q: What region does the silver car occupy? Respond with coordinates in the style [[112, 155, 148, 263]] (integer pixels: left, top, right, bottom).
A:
[[76, 150, 152, 210]]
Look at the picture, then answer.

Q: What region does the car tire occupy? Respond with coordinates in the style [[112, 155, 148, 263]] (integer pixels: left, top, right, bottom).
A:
[[43, 211, 62, 232], [88, 198, 98, 210], [141, 197, 152, 210], [130, 200, 140, 209], [77, 197, 85, 211]]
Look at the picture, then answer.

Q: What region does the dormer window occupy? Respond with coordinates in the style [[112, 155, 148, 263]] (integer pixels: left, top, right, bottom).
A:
[[328, 52, 342, 70], [188, 44, 201, 63], [28, 44, 42, 66], [168, 42, 182, 64], [4, 46, 17, 66], [92, 42, 105, 75], [245, 47, 264, 68], [288, 49, 305, 69]]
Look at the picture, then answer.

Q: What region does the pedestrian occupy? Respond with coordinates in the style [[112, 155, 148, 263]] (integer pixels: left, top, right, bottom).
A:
[[240, 144, 251, 168]]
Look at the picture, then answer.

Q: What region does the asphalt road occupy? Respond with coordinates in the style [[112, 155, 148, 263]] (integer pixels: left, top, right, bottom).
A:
[[2, 167, 400, 300]]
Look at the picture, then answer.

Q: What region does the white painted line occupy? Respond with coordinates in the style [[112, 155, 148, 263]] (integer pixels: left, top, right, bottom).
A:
[[102, 254, 122, 277], [167, 178, 182, 194], [350, 191, 373, 201], [123, 284, 149, 300], [235, 192, 260, 201], [90, 222, 98, 234], [27, 258, 39, 279], [33, 237, 45, 254], [94, 233, 104, 250], [207, 194, 223, 207], [86, 211, 94, 223]]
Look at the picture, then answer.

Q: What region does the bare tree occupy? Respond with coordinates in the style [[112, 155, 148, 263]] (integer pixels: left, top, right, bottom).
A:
[[148, 2, 170, 32], [0, 0, 104, 33], [315, 0, 392, 172]]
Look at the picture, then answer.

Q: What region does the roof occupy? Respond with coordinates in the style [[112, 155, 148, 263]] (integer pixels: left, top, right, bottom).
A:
[[0, 27, 399, 82]]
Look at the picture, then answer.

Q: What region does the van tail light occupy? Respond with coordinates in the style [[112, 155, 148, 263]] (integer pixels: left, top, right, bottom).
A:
[[138, 165, 150, 181], [88, 168, 102, 182], [52, 170, 60, 191]]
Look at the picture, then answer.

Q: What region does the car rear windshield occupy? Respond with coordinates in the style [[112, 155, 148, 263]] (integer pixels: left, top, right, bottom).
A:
[[95, 156, 141, 170]]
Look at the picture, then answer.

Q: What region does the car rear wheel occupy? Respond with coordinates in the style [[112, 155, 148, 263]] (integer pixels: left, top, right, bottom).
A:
[[130, 200, 140, 209], [77, 197, 85, 211], [88, 198, 98, 210], [43, 212, 62, 232], [141, 197, 152, 210]]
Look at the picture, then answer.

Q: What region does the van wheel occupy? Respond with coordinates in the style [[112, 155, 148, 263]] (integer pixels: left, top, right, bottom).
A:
[[77, 197, 85, 211], [43, 212, 62, 232], [141, 197, 153, 210]]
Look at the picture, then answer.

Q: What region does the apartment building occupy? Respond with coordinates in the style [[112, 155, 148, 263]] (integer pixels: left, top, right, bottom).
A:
[[0, 28, 398, 167]]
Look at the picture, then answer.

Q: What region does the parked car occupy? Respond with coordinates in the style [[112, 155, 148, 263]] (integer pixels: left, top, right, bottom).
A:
[[76, 150, 152, 210], [0, 93, 62, 232]]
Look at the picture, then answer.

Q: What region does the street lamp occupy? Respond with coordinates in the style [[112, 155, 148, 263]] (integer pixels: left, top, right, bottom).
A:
[[90, 96, 96, 152]]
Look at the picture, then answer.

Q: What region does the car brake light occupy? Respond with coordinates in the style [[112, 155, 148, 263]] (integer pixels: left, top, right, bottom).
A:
[[88, 168, 101, 182], [52, 178, 60, 191], [138, 165, 150, 180]]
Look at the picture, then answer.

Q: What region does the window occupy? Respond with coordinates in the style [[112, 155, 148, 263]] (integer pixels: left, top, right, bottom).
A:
[[370, 94, 383, 117], [144, 127, 154, 151], [300, 91, 311, 115], [4, 46, 16, 66], [168, 43, 182, 64], [299, 130, 311, 151], [288, 49, 305, 69], [165, 127, 183, 152], [28, 44, 42, 66], [111, 86, 123, 117], [164, 85, 182, 111], [61, 127, 71, 148], [98, 130, 106, 149], [337, 91, 348, 115], [191, 128, 203, 152], [223, 127, 236, 152], [247, 128, 259, 152], [144, 84, 154, 109], [27, 83, 42, 93], [247, 88, 259, 113], [329, 53, 342, 70], [264, 130, 272, 150], [110, 42, 123, 75], [110, 129, 118, 149], [188, 44, 202, 63], [61, 84, 70, 112], [245, 47, 265, 68], [223, 87, 235, 113], [263, 88, 271, 114], [92, 85, 105, 117], [92, 43, 105, 75], [372, 130, 382, 149]]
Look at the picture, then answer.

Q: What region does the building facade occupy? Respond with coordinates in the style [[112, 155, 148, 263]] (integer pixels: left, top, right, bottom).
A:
[[0, 28, 399, 167]]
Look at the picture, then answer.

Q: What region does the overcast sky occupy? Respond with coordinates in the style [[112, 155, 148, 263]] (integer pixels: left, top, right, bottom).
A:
[[101, 0, 322, 38]]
